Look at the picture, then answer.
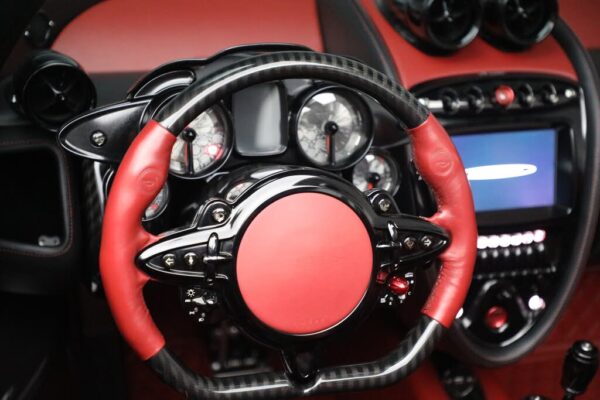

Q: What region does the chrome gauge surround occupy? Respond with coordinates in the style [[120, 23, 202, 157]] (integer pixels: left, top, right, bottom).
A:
[[294, 86, 373, 170], [352, 149, 400, 194], [169, 104, 232, 179]]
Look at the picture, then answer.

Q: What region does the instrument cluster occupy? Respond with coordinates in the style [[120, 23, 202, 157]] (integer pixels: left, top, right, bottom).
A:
[[58, 69, 404, 224], [160, 84, 399, 194]]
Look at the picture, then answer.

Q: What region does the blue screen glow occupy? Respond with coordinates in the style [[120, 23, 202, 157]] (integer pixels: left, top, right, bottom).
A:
[[451, 129, 557, 212]]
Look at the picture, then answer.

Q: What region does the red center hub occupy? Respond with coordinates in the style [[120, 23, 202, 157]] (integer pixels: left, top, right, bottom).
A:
[[236, 193, 373, 335]]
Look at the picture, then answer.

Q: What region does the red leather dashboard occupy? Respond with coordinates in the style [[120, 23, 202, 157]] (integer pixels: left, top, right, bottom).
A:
[[560, 0, 600, 49], [51, 0, 323, 73], [51, 0, 594, 87]]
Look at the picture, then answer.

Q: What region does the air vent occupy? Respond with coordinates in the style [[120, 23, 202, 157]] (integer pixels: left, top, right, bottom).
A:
[[378, 0, 482, 54], [13, 50, 96, 131], [481, 0, 558, 50]]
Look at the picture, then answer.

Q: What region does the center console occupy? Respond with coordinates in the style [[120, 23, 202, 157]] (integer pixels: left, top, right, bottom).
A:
[[412, 73, 582, 348]]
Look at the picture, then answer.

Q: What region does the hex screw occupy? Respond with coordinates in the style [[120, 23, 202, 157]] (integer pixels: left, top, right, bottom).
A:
[[378, 198, 391, 213], [90, 131, 107, 147], [211, 207, 227, 223]]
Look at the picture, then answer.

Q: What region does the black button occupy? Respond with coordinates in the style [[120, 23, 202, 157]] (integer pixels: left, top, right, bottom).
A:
[[403, 237, 417, 251], [183, 252, 199, 267], [420, 235, 433, 249], [162, 253, 176, 269]]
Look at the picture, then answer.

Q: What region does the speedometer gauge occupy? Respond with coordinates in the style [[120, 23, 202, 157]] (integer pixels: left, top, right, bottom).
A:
[[295, 88, 372, 169], [352, 151, 399, 194], [169, 105, 230, 178]]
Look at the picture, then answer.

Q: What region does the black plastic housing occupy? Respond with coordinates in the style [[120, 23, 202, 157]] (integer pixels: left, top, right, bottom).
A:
[[11, 49, 96, 131], [377, 0, 482, 54], [481, 0, 558, 50]]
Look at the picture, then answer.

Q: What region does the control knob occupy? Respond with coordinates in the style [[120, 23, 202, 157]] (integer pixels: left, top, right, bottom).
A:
[[440, 89, 461, 114], [494, 85, 515, 108], [541, 83, 559, 105], [517, 84, 535, 108]]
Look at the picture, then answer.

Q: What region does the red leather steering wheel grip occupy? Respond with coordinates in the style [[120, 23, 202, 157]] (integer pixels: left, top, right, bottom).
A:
[[100, 120, 174, 359], [409, 115, 478, 328]]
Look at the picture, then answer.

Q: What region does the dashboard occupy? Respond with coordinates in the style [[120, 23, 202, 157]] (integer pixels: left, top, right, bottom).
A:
[[1, 0, 599, 387]]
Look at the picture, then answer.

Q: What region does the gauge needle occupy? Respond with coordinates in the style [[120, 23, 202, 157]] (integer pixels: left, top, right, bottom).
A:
[[324, 121, 338, 166], [186, 141, 194, 175], [326, 132, 336, 165]]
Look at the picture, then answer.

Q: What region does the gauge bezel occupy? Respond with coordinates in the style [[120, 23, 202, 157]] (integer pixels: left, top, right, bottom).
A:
[[352, 148, 400, 195], [167, 102, 234, 180], [293, 85, 374, 171]]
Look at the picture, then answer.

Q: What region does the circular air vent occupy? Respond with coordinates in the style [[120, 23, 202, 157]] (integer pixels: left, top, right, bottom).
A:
[[378, 0, 482, 54], [13, 50, 96, 131], [481, 0, 558, 49]]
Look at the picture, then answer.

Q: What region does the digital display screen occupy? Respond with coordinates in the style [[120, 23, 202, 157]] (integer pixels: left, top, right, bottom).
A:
[[451, 129, 557, 212]]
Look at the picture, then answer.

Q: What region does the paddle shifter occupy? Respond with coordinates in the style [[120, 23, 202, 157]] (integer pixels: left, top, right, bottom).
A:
[[561, 341, 598, 400]]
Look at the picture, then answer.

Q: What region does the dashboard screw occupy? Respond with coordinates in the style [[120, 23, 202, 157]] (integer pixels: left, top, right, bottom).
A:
[[90, 131, 107, 147], [378, 198, 391, 213], [211, 207, 227, 223]]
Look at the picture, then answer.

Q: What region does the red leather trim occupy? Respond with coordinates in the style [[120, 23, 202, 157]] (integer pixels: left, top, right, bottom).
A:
[[408, 115, 478, 328], [359, 0, 577, 87], [99, 120, 176, 360], [236, 193, 372, 335], [51, 0, 323, 73], [560, 0, 600, 49]]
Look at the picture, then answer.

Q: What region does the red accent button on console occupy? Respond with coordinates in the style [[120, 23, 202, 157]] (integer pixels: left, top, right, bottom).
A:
[[495, 85, 515, 108], [388, 276, 410, 296], [485, 306, 508, 331]]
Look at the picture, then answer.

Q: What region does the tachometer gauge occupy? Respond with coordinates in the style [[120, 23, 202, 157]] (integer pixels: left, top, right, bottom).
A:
[[352, 151, 399, 194], [143, 183, 169, 221], [169, 105, 230, 178], [295, 88, 372, 169]]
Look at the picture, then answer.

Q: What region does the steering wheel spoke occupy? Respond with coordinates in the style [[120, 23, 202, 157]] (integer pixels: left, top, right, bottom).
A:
[[281, 347, 321, 383], [136, 225, 234, 284], [374, 213, 449, 268]]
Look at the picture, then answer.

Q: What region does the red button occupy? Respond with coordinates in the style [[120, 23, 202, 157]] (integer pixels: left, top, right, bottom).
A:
[[388, 276, 410, 296], [495, 85, 515, 107], [485, 306, 508, 330], [376, 270, 389, 284]]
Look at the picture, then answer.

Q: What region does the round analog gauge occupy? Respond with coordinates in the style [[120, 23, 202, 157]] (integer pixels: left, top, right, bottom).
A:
[[352, 152, 399, 193], [296, 89, 372, 169], [143, 183, 169, 221], [169, 105, 230, 177]]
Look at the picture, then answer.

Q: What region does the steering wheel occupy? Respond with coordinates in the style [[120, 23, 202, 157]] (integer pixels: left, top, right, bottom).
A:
[[99, 51, 477, 399]]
